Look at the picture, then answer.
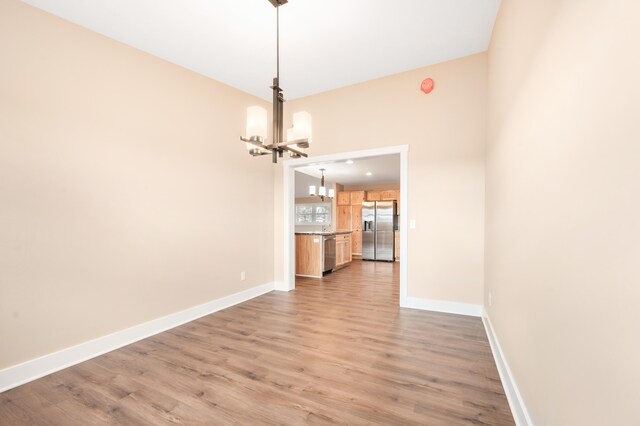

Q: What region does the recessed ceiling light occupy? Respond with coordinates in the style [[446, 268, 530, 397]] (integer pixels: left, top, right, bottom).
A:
[[346, 160, 354, 165], [366, 172, 373, 176]]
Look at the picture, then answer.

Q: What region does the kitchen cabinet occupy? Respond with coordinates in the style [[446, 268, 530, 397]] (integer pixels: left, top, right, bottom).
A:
[[351, 205, 362, 231], [332, 189, 398, 257], [337, 192, 351, 206], [350, 191, 366, 205], [367, 191, 382, 201], [394, 231, 400, 260], [336, 233, 352, 267], [337, 205, 351, 231], [351, 230, 362, 255], [381, 190, 398, 201], [296, 234, 323, 277], [296, 233, 351, 277]]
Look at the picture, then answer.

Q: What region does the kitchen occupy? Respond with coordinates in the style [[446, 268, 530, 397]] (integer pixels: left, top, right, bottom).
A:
[[294, 155, 400, 279]]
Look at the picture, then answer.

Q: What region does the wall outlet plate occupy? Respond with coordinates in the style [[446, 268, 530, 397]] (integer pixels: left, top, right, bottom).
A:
[[240, 272, 246, 281]]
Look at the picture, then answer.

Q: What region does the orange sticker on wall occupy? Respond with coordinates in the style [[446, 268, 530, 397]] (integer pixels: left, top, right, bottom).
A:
[[420, 78, 434, 94]]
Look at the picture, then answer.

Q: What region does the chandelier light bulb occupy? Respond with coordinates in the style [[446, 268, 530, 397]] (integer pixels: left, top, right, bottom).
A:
[[245, 106, 267, 142]]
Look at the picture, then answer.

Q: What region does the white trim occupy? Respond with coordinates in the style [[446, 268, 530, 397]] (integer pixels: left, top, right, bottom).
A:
[[398, 146, 409, 307], [273, 281, 290, 292], [0, 282, 275, 393], [283, 145, 409, 304], [282, 159, 296, 292], [482, 310, 534, 426], [403, 296, 483, 317]]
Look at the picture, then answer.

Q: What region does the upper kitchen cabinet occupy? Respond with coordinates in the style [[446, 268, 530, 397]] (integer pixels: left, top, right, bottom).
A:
[[337, 205, 351, 231], [350, 191, 366, 205], [337, 192, 351, 206], [367, 191, 382, 201], [381, 190, 399, 200], [351, 206, 362, 231]]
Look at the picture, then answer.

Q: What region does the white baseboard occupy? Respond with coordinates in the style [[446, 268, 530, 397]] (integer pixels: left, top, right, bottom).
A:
[[273, 281, 293, 292], [482, 310, 533, 426], [402, 296, 483, 317], [0, 282, 275, 393]]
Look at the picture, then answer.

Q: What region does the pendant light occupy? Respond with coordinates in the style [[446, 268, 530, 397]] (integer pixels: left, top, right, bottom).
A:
[[240, 0, 312, 163], [309, 169, 335, 201]]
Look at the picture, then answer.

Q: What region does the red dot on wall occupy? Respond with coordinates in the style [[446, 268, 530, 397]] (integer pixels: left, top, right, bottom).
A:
[[420, 78, 434, 94]]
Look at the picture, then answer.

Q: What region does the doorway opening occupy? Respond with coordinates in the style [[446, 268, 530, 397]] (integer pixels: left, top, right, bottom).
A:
[[281, 145, 408, 307]]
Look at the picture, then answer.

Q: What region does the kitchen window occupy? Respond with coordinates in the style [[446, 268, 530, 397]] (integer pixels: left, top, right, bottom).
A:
[[296, 203, 332, 225]]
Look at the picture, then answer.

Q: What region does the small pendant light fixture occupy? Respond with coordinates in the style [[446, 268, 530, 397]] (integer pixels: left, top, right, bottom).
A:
[[240, 0, 312, 163], [309, 169, 335, 201]]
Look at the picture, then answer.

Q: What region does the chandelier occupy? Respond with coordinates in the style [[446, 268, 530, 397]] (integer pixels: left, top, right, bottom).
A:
[[309, 169, 334, 201], [240, 0, 311, 164]]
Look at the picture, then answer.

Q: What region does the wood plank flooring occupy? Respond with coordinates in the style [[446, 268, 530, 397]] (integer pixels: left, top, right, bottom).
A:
[[0, 260, 514, 425]]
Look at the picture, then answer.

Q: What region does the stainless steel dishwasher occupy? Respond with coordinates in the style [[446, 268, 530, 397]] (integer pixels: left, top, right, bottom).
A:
[[322, 235, 336, 273]]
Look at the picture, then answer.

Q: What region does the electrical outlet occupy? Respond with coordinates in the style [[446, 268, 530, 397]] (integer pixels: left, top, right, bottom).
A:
[[489, 292, 492, 307], [410, 219, 416, 229], [240, 272, 246, 281]]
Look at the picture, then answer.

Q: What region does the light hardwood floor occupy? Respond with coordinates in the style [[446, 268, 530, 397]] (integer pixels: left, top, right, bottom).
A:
[[0, 260, 514, 425]]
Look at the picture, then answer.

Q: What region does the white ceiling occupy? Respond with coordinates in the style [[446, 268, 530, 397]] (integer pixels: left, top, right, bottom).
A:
[[22, 0, 501, 101], [297, 154, 400, 186]]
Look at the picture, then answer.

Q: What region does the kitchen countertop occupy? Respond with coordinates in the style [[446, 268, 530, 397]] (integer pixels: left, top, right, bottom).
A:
[[295, 231, 353, 236]]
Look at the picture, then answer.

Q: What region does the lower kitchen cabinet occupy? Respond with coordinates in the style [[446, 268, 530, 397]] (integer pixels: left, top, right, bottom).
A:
[[295, 234, 323, 277], [336, 233, 352, 267], [296, 233, 352, 278]]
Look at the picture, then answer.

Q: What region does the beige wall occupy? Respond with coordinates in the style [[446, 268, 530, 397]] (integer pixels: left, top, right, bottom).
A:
[[486, 0, 640, 424], [0, 1, 274, 369], [275, 53, 487, 305]]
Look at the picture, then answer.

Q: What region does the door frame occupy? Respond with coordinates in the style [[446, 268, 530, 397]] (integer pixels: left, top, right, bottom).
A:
[[281, 145, 409, 307]]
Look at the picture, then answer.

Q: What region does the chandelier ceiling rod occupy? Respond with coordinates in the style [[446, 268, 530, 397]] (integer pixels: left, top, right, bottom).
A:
[[240, 0, 311, 164], [272, 3, 283, 163]]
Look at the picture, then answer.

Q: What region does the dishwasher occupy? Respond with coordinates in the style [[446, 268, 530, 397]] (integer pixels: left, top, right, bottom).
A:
[[322, 235, 336, 273]]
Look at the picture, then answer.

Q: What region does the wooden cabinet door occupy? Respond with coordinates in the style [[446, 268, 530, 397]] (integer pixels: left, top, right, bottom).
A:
[[351, 205, 362, 231], [336, 240, 344, 266], [367, 191, 381, 201], [350, 191, 365, 205], [381, 190, 398, 200], [337, 192, 351, 206], [296, 235, 323, 277], [337, 206, 351, 231], [351, 230, 362, 255], [346, 237, 352, 263]]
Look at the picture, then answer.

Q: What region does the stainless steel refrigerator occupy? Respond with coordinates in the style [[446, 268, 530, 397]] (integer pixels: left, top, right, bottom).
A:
[[362, 201, 396, 261]]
